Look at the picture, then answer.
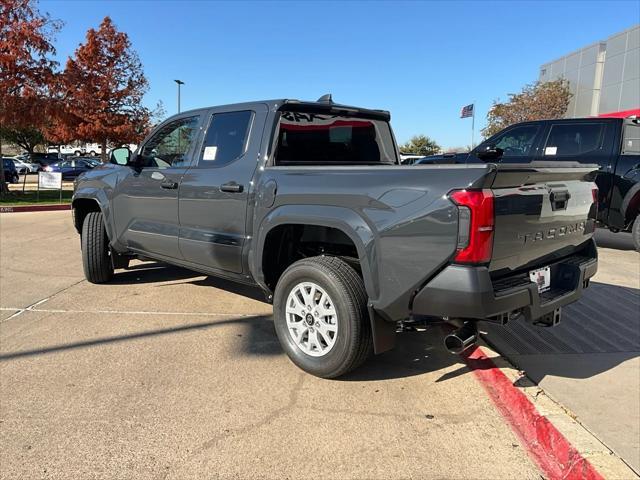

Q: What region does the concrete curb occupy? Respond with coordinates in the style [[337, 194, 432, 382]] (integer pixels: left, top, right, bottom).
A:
[[0, 204, 71, 213], [469, 344, 639, 480]]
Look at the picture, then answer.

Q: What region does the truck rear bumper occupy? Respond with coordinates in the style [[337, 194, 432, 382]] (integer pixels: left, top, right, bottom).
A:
[[411, 240, 598, 323]]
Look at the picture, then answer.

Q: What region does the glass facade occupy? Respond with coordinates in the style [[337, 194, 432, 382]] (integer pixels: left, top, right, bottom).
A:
[[539, 25, 640, 117]]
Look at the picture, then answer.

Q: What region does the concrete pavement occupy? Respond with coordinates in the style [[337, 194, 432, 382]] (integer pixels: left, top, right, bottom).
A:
[[0, 211, 542, 480], [483, 229, 640, 474]]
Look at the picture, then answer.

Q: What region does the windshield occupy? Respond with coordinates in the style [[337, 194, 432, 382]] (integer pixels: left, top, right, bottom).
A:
[[274, 110, 397, 165]]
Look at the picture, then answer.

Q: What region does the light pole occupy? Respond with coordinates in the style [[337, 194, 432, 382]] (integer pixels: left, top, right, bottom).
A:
[[174, 79, 184, 113]]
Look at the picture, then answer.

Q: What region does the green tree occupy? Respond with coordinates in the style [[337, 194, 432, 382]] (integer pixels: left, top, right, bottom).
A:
[[482, 79, 571, 138], [0, 126, 45, 153], [399, 135, 441, 156]]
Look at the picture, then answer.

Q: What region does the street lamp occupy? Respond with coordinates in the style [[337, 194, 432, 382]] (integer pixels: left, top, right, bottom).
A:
[[174, 79, 185, 113]]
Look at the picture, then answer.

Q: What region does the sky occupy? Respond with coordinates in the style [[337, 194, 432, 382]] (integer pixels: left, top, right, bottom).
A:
[[42, 0, 639, 148]]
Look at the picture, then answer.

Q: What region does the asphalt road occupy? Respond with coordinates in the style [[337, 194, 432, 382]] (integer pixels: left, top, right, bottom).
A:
[[0, 211, 541, 480]]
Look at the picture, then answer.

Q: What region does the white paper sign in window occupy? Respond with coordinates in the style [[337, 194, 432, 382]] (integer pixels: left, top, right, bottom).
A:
[[203, 146, 218, 161], [544, 146, 557, 156]]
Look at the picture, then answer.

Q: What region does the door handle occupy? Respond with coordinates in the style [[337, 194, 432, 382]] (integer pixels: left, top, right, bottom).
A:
[[161, 181, 178, 189], [220, 182, 244, 193]]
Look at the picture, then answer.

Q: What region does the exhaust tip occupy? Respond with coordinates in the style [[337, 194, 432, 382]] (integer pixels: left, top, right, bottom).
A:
[[444, 322, 478, 354]]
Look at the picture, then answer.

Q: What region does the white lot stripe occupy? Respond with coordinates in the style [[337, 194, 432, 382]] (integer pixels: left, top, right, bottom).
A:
[[0, 307, 257, 317], [1, 279, 86, 322]]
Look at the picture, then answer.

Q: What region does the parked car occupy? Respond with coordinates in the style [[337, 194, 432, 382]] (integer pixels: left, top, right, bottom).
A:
[[82, 143, 108, 157], [45, 158, 96, 180], [73, 97, 599, 378], [12, 158, 39, 174], [417, 117, 640, 250], [2, 158, 20, 184], [48, 145, 84, 156], [399, 154, 425, 165], [25, 152, 61, 169]]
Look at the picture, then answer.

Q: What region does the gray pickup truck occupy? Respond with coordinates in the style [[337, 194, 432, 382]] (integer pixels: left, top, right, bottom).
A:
[[72, 96, 599, 378]]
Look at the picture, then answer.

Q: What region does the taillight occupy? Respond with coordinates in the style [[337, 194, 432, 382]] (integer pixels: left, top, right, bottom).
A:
[[592, 186, 598, 204], [449, 189, 494, 264]]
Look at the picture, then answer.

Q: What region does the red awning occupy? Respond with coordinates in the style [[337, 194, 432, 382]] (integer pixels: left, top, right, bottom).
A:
[[597, 108, 640, 118]]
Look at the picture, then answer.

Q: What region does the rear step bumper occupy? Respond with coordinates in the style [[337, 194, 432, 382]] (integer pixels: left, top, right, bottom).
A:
[[412, 239, 598, 323]]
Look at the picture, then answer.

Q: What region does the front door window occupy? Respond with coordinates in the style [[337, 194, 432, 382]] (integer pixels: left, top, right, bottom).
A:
[[139, 116, 200, 169]]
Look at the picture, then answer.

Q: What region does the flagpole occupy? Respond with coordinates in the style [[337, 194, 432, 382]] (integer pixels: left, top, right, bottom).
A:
[[471, 101, 475, 149]]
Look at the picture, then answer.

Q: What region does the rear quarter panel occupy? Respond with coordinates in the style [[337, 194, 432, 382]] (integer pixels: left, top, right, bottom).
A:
[[252, 164, 492, 320]]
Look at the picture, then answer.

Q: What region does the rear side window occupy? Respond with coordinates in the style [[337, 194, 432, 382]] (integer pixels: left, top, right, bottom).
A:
[[543, 123, 605, 157], [622, 124, 640, 154], [274, 111, 397, 165], [198, 111, 253, 167]]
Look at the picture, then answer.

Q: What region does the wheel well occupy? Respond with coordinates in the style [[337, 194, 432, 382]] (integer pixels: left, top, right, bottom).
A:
[[72, 198, 101, 234], [262, 224, 360, 291]]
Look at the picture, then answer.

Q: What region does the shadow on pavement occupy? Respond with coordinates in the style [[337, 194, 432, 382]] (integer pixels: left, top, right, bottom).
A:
[[0, 315, 274, 361], [0, 315, 463, 381], [112, 262, 270, 303], [594, 228, 635, 251], [481, 281, 640, 382], [110, 262, 200, 284]]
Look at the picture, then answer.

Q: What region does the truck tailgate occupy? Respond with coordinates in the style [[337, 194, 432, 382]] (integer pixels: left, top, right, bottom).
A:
[[488, 163, 598, 276]]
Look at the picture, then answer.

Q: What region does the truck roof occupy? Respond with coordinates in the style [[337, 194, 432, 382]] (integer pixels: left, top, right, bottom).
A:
[[176, 98, 391, 121]]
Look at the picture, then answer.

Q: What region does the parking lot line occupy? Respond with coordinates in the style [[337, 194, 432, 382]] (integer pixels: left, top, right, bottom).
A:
[[0, 306, 257, 318]]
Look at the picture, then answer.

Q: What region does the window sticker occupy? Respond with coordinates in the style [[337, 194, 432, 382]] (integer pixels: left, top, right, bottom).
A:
[[203, 146, 218, 161], [544, 146, 557, 155]]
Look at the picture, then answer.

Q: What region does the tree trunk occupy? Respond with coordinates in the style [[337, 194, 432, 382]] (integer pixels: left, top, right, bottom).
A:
[[0, 134, 8, 198], [101, 139, 107, 163]]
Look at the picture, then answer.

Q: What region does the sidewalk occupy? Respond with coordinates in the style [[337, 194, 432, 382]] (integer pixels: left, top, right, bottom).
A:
[[482, 230, 640, 474]]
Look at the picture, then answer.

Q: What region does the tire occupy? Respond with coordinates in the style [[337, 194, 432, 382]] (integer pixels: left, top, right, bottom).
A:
[[632, 217, 640, 252], [81, 211, 114, 283], [74, 151, 81, 157], [273, 256, 372, 378], [89, 151, 97, 157], [11, 173, 19, 184]]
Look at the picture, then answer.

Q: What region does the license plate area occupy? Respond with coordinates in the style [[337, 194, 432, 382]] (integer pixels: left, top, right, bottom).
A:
[[529, 266, 551, 293]]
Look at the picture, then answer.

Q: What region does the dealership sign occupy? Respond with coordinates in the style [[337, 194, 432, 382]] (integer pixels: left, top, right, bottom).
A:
[[38, 171, 62, 189]]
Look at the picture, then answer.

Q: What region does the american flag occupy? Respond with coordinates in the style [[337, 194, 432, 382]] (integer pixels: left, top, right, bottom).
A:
[[460, 104, 474, 118]]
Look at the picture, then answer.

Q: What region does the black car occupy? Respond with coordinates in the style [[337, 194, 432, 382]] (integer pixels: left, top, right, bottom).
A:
[[45, 158, 97, 180], [3, 158, 20, 184], [24, 152, 60, 169], [417, 117, 640, 249]]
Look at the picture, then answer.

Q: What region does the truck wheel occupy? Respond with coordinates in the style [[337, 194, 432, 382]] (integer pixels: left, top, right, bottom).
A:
[[273, 256, 372, 378], [74, 150, 81, 156], [81, 211, 114, 283], [633, 217, 640, 252]]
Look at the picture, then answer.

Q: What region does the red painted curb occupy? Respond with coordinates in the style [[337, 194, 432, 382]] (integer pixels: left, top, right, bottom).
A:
[[464, 346, 604, 480], [0, 204, 71, 213]]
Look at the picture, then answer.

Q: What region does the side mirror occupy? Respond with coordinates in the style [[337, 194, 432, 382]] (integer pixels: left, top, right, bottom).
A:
[[110, 147, 131, 166], [476, 144, 504, 160]]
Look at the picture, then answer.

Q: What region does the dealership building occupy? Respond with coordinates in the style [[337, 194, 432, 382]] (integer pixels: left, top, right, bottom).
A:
[[539, 24, 639, 118]]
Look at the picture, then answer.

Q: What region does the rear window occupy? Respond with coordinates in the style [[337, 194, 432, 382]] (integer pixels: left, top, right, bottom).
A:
[[274, 111, 397, 165]]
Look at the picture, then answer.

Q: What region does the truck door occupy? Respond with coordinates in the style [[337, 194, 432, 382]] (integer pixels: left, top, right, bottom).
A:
[[178, 104, 267, 273], [111, 115, 202, 259]]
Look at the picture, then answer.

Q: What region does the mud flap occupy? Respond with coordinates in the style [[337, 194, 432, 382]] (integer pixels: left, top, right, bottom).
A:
[[368, 306, 396, 354]]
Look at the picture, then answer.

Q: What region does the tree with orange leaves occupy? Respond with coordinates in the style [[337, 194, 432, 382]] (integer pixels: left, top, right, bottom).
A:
[[57, 16, 150, 162], [0, 0, 60, 194]]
